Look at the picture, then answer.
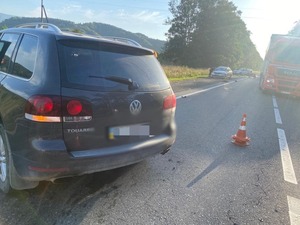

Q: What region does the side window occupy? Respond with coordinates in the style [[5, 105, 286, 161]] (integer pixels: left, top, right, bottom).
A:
[[0, 42, 5, 58], [12, 35, 38, 79], [0, 33, 20, 73]]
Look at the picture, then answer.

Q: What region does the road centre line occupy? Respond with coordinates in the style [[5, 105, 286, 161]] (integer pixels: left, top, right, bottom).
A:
[[287, 196, 300, 225], [274, 108, 283, 124], [272, 95, 278, 108], [176, 80, 236, 99], [277, 128, 298, 185], [272, 95, 282, 124]]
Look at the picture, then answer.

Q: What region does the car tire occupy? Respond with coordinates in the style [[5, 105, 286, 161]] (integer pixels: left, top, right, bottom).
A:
[[0, 124, 11, 193]]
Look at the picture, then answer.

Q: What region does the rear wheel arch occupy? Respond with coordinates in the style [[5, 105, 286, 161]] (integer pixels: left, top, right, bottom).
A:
[[0, 122, 39, 192]]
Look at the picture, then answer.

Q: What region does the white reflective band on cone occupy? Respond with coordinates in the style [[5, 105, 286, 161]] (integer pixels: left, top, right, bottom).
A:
[[239, 126, 246, 131]]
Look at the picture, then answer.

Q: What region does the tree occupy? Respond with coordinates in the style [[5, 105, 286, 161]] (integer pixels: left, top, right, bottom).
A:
[[163, 0, 199, 65], [166, 0, 198, 44], [1, 25, 8, 30], [163, 0, 262, 69]]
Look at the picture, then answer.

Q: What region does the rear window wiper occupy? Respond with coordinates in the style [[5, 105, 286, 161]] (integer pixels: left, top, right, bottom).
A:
[[89, 75, 139, 90]]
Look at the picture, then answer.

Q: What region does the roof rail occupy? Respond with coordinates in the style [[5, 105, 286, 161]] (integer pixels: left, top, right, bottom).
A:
[[15, 23, 62, 33], [103, 36, 142, 47]]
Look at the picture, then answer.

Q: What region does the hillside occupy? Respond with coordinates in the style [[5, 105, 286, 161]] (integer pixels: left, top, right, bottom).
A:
[[0, 16, 166, 52], [0, 13, 12, 22]]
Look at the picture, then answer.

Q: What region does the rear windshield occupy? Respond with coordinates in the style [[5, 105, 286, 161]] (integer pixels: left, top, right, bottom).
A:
[[58, 40, 170, 92]]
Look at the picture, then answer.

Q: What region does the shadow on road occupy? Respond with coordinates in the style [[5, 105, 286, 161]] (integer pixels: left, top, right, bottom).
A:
[[0, 164, 135, 225], [187, 146, 244, 188]]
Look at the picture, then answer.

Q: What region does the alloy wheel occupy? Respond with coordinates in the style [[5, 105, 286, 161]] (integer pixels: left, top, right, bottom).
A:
[[0, 135, 7, 182]]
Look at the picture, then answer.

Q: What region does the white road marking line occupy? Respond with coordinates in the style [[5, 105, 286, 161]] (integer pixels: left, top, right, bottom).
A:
[[272, 95, 278, 108], [287, 196, 300, 225], [274, 108, 283, 124], [272, 95, 282, 124], [272, 96, 299, 225], [176, 81, 236, 99], [277, 128, 298, 184]]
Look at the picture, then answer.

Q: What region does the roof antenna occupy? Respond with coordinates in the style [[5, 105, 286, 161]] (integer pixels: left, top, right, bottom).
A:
[[41, 0, 49, 23]]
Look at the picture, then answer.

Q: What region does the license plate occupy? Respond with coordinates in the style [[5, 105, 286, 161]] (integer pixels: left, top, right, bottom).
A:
[[108, 124, 150, 140]]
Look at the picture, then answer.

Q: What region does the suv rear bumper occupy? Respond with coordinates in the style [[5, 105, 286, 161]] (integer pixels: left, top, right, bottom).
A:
[[11, 133, 176, 182]]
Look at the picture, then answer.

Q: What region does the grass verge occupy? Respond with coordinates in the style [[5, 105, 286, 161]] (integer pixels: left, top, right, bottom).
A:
[[162, 65, 209, 82]]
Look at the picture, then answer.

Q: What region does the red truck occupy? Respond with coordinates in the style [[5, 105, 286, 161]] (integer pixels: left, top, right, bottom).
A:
[[259, 34, 300, 96]]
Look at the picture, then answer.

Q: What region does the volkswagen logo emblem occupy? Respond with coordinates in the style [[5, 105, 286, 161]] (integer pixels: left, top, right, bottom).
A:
[[129, 100, 142, 115]]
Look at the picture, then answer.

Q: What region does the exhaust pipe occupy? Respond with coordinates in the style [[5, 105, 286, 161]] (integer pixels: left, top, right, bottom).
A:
[[161, 147, 171, 155]]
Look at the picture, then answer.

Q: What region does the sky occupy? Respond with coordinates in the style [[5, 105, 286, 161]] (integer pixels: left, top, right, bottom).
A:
[[1, 0, 300, 58]]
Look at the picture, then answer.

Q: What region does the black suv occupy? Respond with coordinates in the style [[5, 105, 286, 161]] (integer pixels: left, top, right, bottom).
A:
[[0, 23, 176, 192]]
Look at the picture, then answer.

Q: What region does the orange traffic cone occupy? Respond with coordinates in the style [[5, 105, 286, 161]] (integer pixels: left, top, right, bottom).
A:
[[232, 114, 250, 146]]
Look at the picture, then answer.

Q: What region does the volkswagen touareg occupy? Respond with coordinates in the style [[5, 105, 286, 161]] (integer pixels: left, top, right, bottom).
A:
[[0, 23, 176, 192]]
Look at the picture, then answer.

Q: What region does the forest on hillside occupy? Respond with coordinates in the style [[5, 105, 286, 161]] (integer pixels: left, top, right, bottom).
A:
[[0, 17, 165, 53], [161, 0, 263, 70], [1, 0, 264, 70]]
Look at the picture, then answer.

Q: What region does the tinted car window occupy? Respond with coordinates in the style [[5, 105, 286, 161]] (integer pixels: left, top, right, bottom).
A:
[[0, 41, 7, 61], [0, 33, 20, 73], [12, 34, 38, 78], [58, 40, 170, 92]]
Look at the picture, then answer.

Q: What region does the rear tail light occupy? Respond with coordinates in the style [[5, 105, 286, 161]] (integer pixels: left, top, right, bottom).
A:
[[67, 100, 82, 116], [163, 94, 177, 110], [62, 98, 92, 122], [25, 96, 61, 122], [25, 95, 92, 123]]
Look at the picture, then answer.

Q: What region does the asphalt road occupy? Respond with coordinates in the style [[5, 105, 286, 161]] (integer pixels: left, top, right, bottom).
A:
[[0, 77, 299, 225]]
